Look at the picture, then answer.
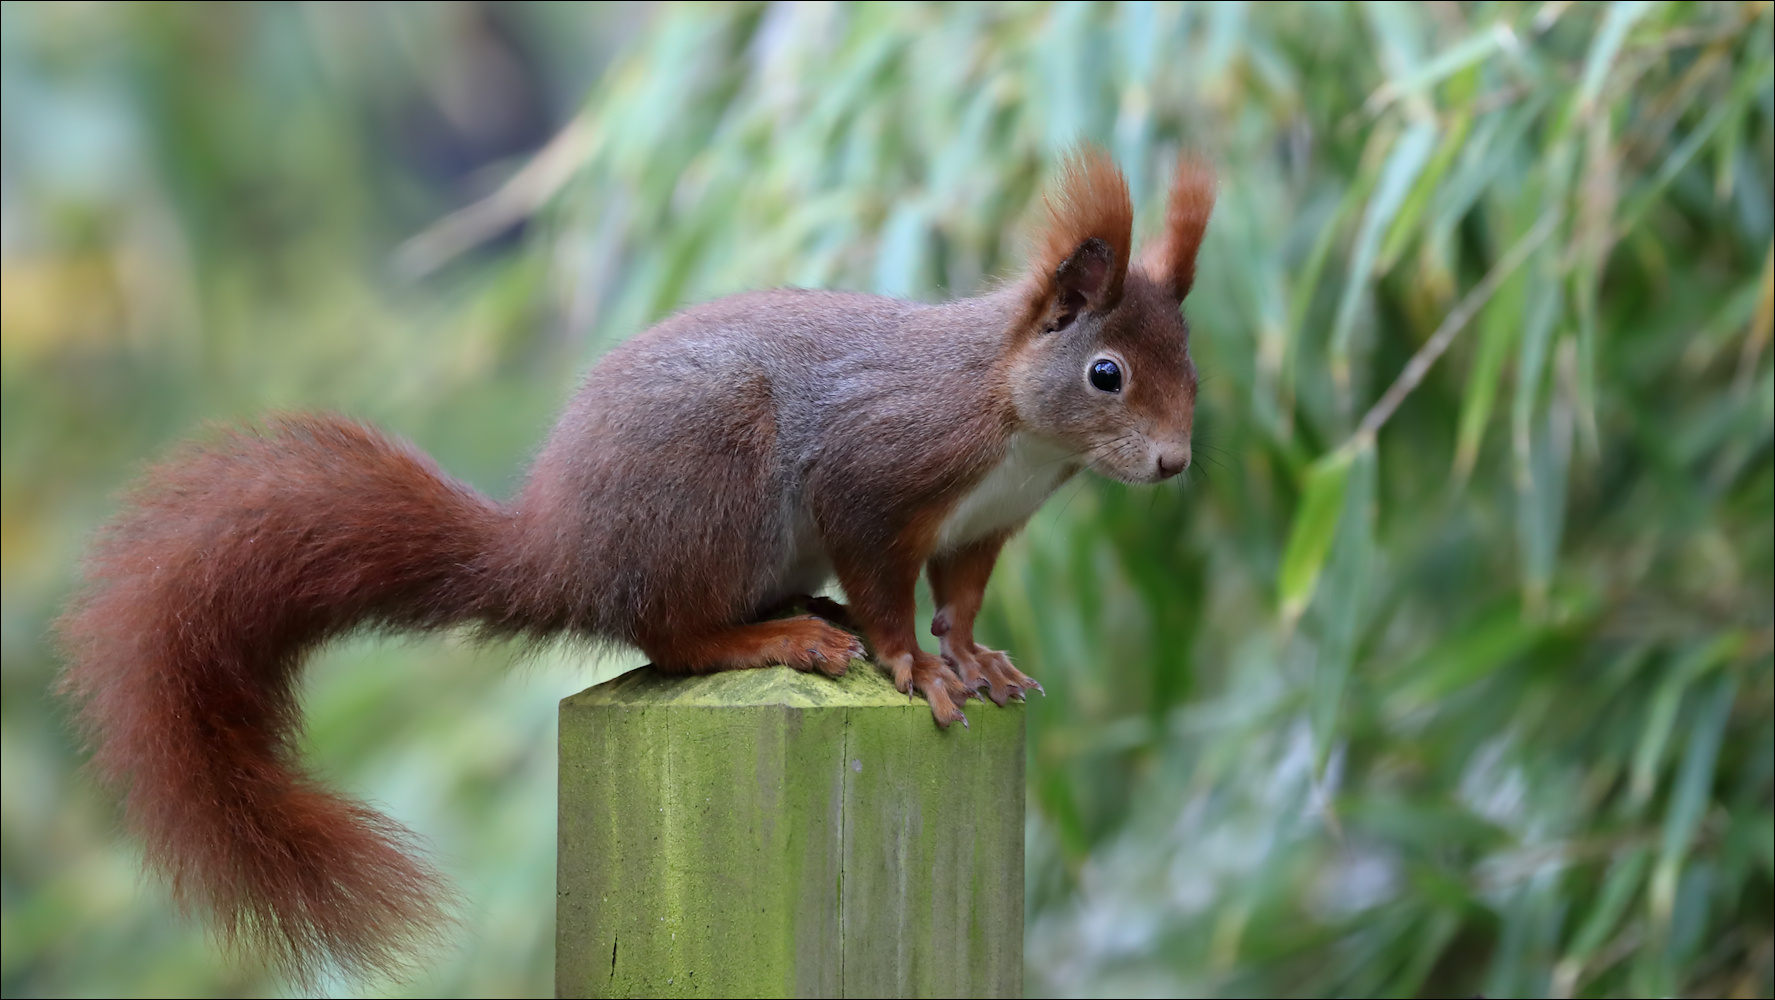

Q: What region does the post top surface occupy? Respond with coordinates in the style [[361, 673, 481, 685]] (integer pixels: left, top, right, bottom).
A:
[[563, 659, 921, 709]]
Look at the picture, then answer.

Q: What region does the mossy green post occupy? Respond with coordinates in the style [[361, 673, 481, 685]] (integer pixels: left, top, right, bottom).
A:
[[556, 662, 1025, 999]]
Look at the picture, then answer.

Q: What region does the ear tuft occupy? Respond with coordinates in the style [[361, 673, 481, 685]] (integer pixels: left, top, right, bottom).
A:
[[1026, 146, 1133, 324], [1140, 152, 1217, 300]]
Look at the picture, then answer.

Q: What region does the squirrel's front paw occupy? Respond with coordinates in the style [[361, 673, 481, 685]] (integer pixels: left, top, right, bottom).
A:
[[881, 651, 971, 728], [940, 637, 1040, 706]]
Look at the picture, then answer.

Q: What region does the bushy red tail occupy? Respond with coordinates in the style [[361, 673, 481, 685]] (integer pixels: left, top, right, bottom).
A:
[[55, 414, 510, 981]]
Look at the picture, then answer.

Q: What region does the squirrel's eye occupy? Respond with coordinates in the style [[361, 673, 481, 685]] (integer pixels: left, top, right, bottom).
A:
[[1089, 358, 1123, 393]]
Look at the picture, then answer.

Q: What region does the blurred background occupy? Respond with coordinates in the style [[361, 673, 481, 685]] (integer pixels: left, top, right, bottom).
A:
[[2, 2, 1770, 996]]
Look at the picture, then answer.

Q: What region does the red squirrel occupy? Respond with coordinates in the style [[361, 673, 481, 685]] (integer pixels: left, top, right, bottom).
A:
[[55, 148, 1213, 980]]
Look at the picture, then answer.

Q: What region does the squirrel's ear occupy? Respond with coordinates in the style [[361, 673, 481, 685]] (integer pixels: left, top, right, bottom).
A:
[[1139, 152, 1216, 301], [1024, 146, 1132, 333], [1048, 237, 1115, 330]]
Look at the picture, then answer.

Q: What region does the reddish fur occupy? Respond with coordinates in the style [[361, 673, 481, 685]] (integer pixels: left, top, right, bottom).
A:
[[929, 531, 1035, 706], [53, 151, 1214, 981], [928, 533, 1004, 648], [826, 507, 973, 726], [1017, 146, 1136, 334], [55, 415, 505, 982], [1031, 147, 1135, 302], [640, 616, 864, 676], [1140, 151, 1217, 298]]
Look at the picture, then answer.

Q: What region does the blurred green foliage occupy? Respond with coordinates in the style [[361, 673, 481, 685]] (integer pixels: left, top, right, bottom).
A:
[[3, 2, 1771, 998]]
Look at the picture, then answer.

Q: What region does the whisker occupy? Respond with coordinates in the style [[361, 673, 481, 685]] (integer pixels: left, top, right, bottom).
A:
[[1195, 452, 1232, 475], [1048, 475, 1094, 531]]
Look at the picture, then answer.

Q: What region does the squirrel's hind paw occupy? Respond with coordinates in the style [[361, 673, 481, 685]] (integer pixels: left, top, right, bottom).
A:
[[775, 616, 865, 677], [974, 647, 1039, 706], [940, 638, 1038, 707]]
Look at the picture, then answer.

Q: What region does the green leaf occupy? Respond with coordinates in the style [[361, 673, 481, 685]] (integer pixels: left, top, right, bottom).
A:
[[1568, 847, 1650, 962], [1656, 673, 1738, 873], [1452, 222, 1527, 484], [1630, 634, 1742, 807], [1308, 445, 1376, 767], [1387, 600, 1552, 713], [1362, 1, 1430, 82], [1344, 798, 1509, 851], [1278, 446, 1358, 627], [1368, 22, 1520, 114], [1329, 120, 1439, 410], [1516, 337, 1575, 613], [1618, 57, 1774, 235], [872, 198, 930, 298], [1575, 1, 1658, 117], [1288, 187, 1358, 365], [1377, 110, 1472, 274], [1387, 907, 1462, 997], [1511, 232, 1567, 609]]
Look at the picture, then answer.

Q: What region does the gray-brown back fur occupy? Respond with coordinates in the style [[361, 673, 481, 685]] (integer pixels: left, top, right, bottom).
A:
[[492, 147, 1213, 648], [501, 287, 1026, 641]]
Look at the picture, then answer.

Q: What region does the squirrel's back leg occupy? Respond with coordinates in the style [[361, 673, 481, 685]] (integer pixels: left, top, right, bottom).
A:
[[637, 617, 864, 677]]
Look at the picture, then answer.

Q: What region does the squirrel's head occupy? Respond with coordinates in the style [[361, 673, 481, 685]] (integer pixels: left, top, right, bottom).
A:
[[1007, 148, 1215, 484]]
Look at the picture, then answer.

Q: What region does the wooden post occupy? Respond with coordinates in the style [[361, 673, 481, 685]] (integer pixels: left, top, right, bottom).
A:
[[556, 662, 1025, 998]]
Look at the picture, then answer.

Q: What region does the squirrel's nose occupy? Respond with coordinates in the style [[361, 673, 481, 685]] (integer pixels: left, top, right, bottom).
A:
[[1155, 442, 1191, 480]]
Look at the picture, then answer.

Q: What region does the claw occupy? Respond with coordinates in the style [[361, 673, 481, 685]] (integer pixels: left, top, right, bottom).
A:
[[943, 641, 1041, 706]]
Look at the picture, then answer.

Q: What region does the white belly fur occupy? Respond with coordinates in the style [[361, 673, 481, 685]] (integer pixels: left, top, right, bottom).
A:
[[936, 433, 1080, 553]]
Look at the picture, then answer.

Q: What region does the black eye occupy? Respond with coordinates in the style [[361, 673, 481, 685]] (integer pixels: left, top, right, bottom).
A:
[[1089, 358, 1122, 393]]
